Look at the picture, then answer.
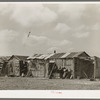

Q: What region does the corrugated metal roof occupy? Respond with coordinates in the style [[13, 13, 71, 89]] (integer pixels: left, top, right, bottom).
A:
[[44, 53, 55, 60], [66, 52, 78, 58], [73, 52, 85, 57], [27, 54, 48, 60], [37, 54, 47, 59], [61, 52, 70, 58], [63, 51, 90, 58], [27, 51, 90, 60], [49, 53, 65, 59], [27, 54, 41, 59], [0, 56, 10, 63]]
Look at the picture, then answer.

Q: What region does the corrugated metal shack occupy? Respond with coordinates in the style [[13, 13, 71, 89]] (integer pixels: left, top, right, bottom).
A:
[[27, 54, 50, 78], [61, 51, 94, 79], [6, 55, 28, 77], [48, 51, 94, 79]]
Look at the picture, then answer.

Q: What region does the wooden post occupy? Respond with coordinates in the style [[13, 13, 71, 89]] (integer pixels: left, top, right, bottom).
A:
[[45, 60, 49, 78], [48, 63, 55, 79], [93, 56, 97, 79], [62, 59, 64, 67], [73, 58, 75, 79]]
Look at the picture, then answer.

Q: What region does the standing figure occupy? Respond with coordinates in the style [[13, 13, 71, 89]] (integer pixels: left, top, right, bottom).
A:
[[62, 67, 68, 79]]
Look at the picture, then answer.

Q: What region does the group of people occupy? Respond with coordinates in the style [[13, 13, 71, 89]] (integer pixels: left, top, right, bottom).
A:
[[58, 67, 73, 79]]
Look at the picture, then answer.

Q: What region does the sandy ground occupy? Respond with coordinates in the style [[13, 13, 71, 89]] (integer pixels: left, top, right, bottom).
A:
[[0, 77, 100, 90]]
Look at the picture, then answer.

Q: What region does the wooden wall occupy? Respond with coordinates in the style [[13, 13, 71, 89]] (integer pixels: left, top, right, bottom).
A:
[[7, 58, 20, 76], [49, 59, 63, 69], [74, 58, 93, 79], [62, 59, 74, 70], [94, 56, 100, 78], [29, 60, 46, 78]]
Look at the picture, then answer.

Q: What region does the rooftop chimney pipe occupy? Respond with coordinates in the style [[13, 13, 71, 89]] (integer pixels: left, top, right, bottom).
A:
[[54, 50, 56, 53]]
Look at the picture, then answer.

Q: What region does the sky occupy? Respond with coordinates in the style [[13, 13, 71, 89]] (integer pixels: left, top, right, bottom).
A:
[[0, 2, 100, 57]]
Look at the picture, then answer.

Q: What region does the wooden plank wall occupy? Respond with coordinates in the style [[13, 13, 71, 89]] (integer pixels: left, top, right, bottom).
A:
[[94, 56, 100, 78], [74, 58, 93, 79]]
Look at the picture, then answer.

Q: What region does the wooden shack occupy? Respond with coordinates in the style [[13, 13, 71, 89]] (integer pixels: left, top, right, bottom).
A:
[[0, 56, 10, 76], [6, 55, 28, 77], [61, 51, 94, 79], [27, 54, 49, 78], [48, 51, 94, 79]]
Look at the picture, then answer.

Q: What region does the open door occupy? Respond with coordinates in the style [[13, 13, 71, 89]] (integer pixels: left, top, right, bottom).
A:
[[48, 62, 58, 79], [74, 58, 94, 79]]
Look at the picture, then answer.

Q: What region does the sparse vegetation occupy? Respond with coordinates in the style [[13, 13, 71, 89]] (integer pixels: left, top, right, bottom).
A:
[[0, 77, 100, 90]]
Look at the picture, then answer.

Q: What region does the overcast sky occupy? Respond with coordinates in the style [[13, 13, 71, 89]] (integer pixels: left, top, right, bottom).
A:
[[0, 2, 100, 57]]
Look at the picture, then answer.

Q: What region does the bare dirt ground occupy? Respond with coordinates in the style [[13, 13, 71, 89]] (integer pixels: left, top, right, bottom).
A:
[[0, 77, 100, 90]]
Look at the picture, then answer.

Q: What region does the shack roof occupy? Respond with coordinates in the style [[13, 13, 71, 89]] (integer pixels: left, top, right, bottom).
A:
[[49, 53, 65, 59], [27, 51, 90, 60], [48, 51, 90, 59], [27, 54, 48, 60], [44, 53, 55, 60], [0, 56, 10, 63], [61, 52, 70, 58], [62, 51, 90, 58], [27, 53, 57, 60], [9, 55, 28, 61]]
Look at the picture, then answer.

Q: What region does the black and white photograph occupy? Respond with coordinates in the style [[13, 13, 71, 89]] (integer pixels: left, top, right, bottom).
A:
[[0, 2, 100, 92]]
